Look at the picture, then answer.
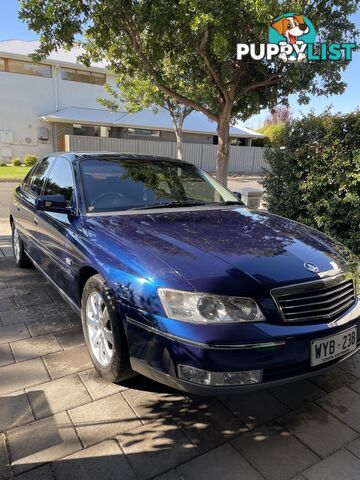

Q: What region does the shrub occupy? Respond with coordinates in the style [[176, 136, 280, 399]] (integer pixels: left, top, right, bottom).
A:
[[262, 111, 360, 255], [0, 162, 7, 167], [254, 123, 286, 147], [23, 154, 38, 167], [11, 157, 22, 166]]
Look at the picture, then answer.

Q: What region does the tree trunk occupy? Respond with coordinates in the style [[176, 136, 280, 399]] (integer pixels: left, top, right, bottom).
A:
[[216, 115, 231, 186], [174, 127, 184, 160]]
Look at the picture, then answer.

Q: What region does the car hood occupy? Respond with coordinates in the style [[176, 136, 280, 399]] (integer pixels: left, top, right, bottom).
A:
[[85, 207, 349, 293]]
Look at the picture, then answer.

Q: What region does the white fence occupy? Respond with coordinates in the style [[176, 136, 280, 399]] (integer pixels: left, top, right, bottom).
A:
[[65, 135, 267, 174]]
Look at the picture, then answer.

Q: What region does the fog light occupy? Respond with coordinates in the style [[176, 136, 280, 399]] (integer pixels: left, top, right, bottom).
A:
[[178, 365, 262, 386]]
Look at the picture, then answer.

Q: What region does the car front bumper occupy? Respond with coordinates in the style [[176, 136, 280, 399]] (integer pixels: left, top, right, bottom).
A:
[[125, 298, 360, 395]]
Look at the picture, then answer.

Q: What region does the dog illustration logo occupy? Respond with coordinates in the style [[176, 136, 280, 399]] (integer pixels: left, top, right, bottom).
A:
[[272, 15, 309, 44], [269, 13, 316, 62]]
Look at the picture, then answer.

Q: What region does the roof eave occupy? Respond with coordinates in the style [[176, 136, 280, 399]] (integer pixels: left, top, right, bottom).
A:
[[41, 115, 264, 138]]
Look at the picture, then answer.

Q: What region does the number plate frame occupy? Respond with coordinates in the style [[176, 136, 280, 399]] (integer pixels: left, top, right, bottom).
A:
[[310, 326, 357, 367]]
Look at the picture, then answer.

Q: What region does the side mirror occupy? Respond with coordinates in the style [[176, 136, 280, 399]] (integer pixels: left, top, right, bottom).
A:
[[232, 191, 242, 201], [36, 194, 70, 214]]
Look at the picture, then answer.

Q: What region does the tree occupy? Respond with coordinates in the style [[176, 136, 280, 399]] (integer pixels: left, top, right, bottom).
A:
[[264, 106, 292, 126], [20, 0, 359, 185], [256, 106, 291, 145], [99, 75, 193, 160]]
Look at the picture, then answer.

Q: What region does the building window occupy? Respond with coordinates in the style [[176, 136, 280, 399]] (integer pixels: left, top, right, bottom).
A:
[[0, 57, 52, 77], [61, 67, 106, 85], [126, 128, 160, 137], [73, 124, 110, 137], [231, 138, 246, 146]]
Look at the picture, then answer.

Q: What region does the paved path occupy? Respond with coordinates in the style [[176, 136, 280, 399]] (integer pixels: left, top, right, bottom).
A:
[[1, 252, 360, 479]]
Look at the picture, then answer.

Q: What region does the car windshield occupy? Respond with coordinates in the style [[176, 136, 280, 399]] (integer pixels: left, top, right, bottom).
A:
[[80, 157, 240, 213]]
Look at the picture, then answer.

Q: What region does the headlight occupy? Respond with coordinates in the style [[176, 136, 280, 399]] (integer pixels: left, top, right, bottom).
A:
[[158, 288, 265, 323]]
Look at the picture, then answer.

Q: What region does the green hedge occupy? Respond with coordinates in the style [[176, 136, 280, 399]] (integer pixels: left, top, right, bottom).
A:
[[262, 111, 360, 255], [24, 154, 38, 167], [11, 157, 22, 167]]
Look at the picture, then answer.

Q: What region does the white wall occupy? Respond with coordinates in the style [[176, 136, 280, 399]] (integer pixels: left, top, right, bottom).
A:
[[0, 64, 112, 162]]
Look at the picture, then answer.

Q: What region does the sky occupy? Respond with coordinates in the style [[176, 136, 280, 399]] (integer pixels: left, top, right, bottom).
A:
[[0, 0, 359, 130]]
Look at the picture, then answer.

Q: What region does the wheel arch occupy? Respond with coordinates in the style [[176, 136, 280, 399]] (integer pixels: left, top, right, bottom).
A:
[[77, 266, 99, 303]]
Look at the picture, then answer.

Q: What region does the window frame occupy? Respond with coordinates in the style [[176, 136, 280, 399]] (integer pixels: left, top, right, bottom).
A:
[[0, 57, 52, 78], [61, 67, 106, 85]]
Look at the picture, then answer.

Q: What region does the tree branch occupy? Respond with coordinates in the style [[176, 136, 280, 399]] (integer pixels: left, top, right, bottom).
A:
[[241, 75, 282, 93], [124, 23, 219, 122], [228, 68, 242, 100], [197, 29, 227, 104]]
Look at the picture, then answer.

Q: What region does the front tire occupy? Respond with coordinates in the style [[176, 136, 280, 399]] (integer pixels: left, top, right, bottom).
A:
[[12, 223, 32, 268], [81, 274, 133, 383]]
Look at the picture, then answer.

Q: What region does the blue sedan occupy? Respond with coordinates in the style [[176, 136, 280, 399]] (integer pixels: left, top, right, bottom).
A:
[[9, 152, 360, 394]]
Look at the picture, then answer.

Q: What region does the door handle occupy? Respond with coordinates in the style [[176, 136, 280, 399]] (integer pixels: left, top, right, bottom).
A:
[[33, 216, 39, 225]]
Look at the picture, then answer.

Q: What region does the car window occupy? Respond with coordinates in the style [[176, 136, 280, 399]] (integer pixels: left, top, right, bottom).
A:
[[23, 163, 38, 190], [43, 157, 75, 206], [80, 157, 238, 212], [26, 157, 55, 196]]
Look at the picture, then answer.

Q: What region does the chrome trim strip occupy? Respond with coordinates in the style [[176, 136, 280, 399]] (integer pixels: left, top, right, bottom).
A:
[[126, 317, 286, 350], [25, 252, 80, 314]]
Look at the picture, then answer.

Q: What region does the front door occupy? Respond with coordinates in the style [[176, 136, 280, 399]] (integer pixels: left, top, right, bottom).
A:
[[32, 157, 77, 294]]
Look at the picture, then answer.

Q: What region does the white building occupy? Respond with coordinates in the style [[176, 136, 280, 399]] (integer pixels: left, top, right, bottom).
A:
[[0, 40, 263, 162]]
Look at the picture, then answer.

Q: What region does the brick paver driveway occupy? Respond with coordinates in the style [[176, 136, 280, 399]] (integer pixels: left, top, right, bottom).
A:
[[1, 239, 360, 480]]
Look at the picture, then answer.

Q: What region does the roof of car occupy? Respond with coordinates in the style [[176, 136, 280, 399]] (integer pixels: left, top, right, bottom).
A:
[[57, 152, 190, 164]]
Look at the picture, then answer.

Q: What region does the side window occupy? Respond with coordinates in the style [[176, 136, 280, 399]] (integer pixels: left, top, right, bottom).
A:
[[43, 158, 75, 206], [23, 163, 39, 190], [27, 157, 55, 196]]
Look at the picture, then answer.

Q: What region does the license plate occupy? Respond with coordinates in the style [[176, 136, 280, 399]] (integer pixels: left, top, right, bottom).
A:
[[311, 326, 357, 367]]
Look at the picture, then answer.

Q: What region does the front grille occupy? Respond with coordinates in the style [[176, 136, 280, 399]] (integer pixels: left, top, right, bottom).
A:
[[271, 275, 355, 322]]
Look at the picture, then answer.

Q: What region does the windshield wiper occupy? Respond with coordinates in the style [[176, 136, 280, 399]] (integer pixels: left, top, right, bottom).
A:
[[130, 200, 209, 210]]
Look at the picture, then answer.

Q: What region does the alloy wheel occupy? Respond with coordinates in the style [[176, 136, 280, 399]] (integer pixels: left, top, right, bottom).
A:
[[85, 291, 114, 367]]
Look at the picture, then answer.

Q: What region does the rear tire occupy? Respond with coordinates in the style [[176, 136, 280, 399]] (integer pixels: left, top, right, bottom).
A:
[[81, 274, 133, 383], [12, 223, 32, 268]]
